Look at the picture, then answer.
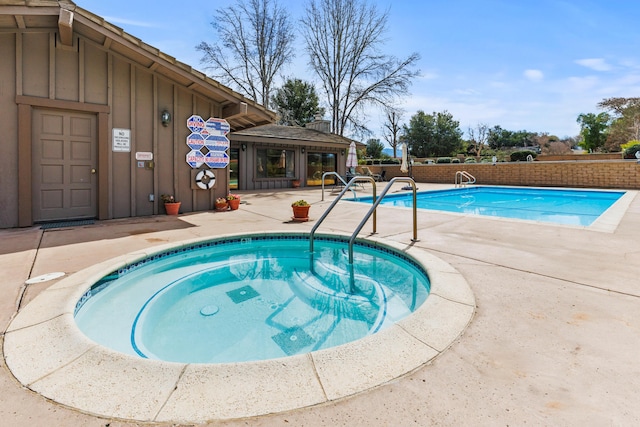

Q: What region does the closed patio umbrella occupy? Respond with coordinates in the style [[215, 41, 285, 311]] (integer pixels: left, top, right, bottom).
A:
[[346, 141, 357, 173], [400, 143, 409, 173]]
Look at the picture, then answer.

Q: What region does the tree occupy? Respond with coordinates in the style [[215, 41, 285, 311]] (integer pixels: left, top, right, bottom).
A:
[[597, 97, 640, 151], [365, 138, 385, 158], [301, 0, 420, 136], [467, 123, 489, 158], [536, 134, 571, 155], [576, 112, 611, 152], [488, 126, 537, 149], [403, 110, 463, 157], [271, 79, 325, 126], [382, 107, 403, 158], [196, 0, 295, 107]]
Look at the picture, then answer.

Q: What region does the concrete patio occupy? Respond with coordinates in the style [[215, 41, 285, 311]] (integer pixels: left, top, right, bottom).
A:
[[1, 183, 639, 426]]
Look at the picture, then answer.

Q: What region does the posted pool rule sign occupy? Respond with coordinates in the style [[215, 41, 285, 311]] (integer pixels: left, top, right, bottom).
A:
[[185, 115, 230, 169]]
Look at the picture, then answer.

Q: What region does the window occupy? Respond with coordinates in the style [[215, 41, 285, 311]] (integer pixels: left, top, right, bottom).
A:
[[306, 152, 337, 185], [229, 148, 239, 190], [256, 148, 295, 179]]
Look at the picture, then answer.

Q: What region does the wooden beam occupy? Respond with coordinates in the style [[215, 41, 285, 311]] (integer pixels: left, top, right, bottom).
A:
[[14, 15, 26, 29], [222, 102, 247, 120], [58, 9, 74, 46], [16, 95, 111, 113]]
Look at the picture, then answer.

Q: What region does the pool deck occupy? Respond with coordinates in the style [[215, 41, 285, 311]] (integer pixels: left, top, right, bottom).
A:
[[1, 183, 639, 426]]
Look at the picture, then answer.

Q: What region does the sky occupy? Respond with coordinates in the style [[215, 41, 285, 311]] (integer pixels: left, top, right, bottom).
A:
[[75, 0, 640, 143]]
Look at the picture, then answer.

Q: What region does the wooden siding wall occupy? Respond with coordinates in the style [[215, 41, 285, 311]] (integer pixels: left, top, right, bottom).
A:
[[0, 33, 18, 228], [1, 28, 228, 228]]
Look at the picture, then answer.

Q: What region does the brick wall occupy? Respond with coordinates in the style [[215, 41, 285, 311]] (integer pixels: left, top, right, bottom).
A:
[[370, 160, 640, 189], [537, 153, 622, 161]]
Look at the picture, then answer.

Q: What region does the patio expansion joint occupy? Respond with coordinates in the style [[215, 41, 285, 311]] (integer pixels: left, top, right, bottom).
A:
[[152, 364, 189, 422], [308, 353, 330, 403], [15, 229, 45, 313], [26, 342, 96, 388], [430, 291, 477, 307], [427, 246, 640, 300]]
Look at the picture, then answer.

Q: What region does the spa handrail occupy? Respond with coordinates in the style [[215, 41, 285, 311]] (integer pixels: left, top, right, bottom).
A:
[[310, 176, 377, 255], [348, 177, 418, 265], [321, 172, 356, 201]]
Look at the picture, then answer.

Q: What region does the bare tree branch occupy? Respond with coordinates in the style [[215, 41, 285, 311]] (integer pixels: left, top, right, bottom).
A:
[[467, 123, 489, 158], [301, 0, 420, 136], [382, 107, 403, 158], [196, 0, 295, 107]]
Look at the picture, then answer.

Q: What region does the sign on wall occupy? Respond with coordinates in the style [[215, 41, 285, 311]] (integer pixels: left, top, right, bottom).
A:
[[185, 115, 230, 169], [112, 128, 131, 152]]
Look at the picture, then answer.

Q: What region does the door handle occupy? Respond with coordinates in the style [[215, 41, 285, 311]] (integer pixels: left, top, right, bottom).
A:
[[91, 168, 96, 174]]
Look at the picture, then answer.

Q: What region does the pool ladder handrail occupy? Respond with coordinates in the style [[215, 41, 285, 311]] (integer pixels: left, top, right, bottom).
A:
[[310, 175, 378, 256], [343, 177, 418, 292], [321, 171, 356, 201], [310, 176, 418, 293], [455, 170, 476, 187], [347, 177, 418, 265]]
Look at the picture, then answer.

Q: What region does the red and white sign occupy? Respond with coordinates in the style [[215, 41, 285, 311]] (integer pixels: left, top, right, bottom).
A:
[[185, 116, 230, 169], [186, 149, 205, 168], [135, 152, 153, 161]]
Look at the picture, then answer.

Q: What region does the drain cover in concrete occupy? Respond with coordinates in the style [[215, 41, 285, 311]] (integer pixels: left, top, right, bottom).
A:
[[25, 272, 65, 285]]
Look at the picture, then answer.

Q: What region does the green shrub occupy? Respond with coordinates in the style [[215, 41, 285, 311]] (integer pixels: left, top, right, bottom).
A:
[[464, 157, 476, 163], [380, 158, 400, 165], [510, 150, 537, 162], [436, 157, 451, 163], [623, 143, 640, 159], [621, 140, 640, 151], [451, 158, 461, 163]]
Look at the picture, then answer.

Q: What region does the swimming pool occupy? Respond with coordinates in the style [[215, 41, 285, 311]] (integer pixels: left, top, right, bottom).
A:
[[74, 234, 430, 363], [353, 186, 625, 226]]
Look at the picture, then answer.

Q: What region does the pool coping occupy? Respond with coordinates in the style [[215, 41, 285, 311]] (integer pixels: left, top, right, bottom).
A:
[[3, 231, 475, 424]]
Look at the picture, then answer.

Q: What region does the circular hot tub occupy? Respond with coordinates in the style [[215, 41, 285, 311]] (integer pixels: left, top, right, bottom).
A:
[[4, 232, 475, 423]]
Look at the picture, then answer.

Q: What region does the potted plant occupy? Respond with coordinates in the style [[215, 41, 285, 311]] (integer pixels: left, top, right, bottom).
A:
[[161, 194, 180, 215], [291, 199, 310, 221], [215, 197, 229, 212], [227, 193, 241, 210], [291, 178, 301, 188]]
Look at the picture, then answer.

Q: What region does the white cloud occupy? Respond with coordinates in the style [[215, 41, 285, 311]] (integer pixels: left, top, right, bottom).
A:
[[575, 58, 613, 71], [418, 71, 439, 81], [524, 69, 544, 82], [103, 16, 156, 28], [565, 76, 600, 91], [454, 88, 481, 96]]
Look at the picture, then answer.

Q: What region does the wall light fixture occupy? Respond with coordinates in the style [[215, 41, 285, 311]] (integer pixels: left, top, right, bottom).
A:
[[161, 110, 171, 127]]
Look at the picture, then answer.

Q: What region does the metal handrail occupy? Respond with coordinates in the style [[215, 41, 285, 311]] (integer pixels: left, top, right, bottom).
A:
[[310, 176, 377, 256], [345, 177, 418, 292], [321, 172, 356, 201], [348, 177, 418, 265], [455, 170, 476, 187]]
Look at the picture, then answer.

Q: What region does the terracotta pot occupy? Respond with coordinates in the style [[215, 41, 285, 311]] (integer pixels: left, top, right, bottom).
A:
[[215, 202, 228, 212], [228, 198, 240, 210], [292, 180, 301, 188], [292, 205, 310, 220], [164, 202, 181, 215]]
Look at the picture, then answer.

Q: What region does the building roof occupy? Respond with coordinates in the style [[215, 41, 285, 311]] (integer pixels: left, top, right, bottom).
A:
[[231, 124, 363, 148], [0, 0, 275, 131]]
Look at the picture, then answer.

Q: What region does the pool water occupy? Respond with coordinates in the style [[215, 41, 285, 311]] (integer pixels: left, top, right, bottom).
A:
[[74, 236, 430, 363], [354, 186, 624, 226]]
